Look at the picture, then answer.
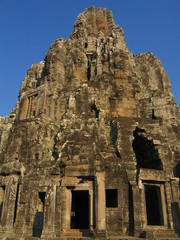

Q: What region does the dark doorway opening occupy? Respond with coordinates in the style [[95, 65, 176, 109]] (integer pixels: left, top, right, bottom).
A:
[[0, 186, 5, 221], [87, 58, 91, 81], [33, 192, 46, 237], [145, 185, 164, 225], [128, 184, 134, 235], [71, 190, 89, 229], [13, 184, 19, 224]]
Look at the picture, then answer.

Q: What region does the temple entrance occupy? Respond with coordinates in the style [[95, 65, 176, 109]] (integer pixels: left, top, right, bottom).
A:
[[71, 190, 89, 229], [33, 192, 46, 237], [145, 185, 164, 225]]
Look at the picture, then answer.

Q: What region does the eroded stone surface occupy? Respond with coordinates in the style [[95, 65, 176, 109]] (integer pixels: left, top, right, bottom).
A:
[[0, 6, 179, 240]]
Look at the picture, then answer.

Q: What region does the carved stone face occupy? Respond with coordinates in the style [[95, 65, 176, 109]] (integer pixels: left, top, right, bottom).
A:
[[65, 48, 88, 83], [72, 50, 88, 82], [73, 7, 115, 37]]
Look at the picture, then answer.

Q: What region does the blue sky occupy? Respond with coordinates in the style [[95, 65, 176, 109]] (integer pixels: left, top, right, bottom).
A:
[[0, 0, 180, 116]]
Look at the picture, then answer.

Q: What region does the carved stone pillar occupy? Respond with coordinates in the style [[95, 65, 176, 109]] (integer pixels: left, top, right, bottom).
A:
[[170, 178, 180, 232], [1, 176, 18, 231], [54, 186, 61, 237], [42, 186, 56, 237], [89, 189, 94, 231], [60, 186, 71, 234], [131, 181, 142, 237], [165, 181, 173, 229], [95, 171, 106, 237]]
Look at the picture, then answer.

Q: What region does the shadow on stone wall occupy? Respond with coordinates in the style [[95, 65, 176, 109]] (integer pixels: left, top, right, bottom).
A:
[[33, 211, 44, 237]]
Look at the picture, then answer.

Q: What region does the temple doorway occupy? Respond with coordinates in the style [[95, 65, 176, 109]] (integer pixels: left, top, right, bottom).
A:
[[145, 185, 164, 225], [71, 190, 89, 229]]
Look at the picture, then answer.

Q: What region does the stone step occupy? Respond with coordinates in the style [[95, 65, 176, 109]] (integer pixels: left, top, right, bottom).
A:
[[155, 238, 180, 240], [41, 236, 93, 240], [51, 237, 145, 240], [21, 236, 147, 240], [153, 230, 180, 240], [62, 229, 92, 237], [108, 237, 147, 240], [4, 235, 180, 240], [154, 237, 180, 240]]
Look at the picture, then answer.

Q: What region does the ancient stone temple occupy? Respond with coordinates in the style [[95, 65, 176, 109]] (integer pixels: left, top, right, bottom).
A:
[[0, 6, 180, 240]]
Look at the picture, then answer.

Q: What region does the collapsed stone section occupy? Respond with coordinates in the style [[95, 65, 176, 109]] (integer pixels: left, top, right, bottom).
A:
[[0, 6, 180, 240], [133, 127, 163, 170]]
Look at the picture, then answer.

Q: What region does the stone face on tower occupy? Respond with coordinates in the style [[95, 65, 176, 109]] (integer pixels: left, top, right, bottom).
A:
[[0, 6, 179, 239]]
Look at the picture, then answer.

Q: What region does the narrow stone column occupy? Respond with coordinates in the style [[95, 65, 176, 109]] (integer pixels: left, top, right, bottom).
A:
[[42, 186, 56, 237], [131, 182, 142, 237], [1, 177, 18, 227], [54, 186, 61, 237], [139, 180, 146, 227], [89, 189, 93, 231], [60, 186, 71, 234], [96, 171, 106, 237], [27, 96, 32, 118], [19, 97, 29, 120], [170, 178, 180, 231], [165, 181, 173, 229]]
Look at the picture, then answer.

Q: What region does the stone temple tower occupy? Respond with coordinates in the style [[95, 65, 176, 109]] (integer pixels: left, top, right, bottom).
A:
[[0, 6, 179, 240]]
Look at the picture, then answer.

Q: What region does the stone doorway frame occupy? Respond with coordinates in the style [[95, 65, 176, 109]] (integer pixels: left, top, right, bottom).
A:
[[142, 182, 167, 228], [138, 169, 169, 231], [63, 177, 94, 235]]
